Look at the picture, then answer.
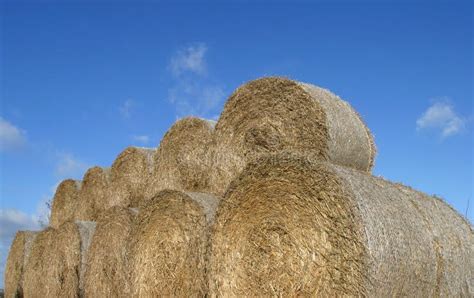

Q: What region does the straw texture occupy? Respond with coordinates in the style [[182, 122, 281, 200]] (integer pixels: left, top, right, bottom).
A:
[[76, 166, 111, 221], [23, 221, 96, 298], [210, 77, 376, 194], [129, 190, 219, 297], [147, 117, 216, 199], [108, 147, 155, 208], [49, 179, 82, 228], [84, 207, 137, 298], [209, 152, 473, 297], [4, 231, 37, 298]]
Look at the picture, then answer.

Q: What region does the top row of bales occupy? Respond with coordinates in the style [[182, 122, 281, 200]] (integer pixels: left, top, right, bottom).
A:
[[49, 76, 376, 227], [49, 147, 154, 228]]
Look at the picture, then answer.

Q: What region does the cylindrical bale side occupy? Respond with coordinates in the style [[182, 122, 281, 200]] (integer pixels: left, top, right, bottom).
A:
[[4, 231, 38, 298], [209, 153, 473, 297], [147, 117, 216, 199], [129, 190, 219, 297], [76, 221, 96, 297], [76, 166, 111, 220], [108, 147, 155, 208], [49, 179, 81, 228], [210, 77, 376, 194], [84, 207, 137, 298], [299, 83, 376, 170], [23, 221, 96, 298]]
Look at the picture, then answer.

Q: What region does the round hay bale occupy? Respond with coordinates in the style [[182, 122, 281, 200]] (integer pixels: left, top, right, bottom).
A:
[[209, 152, 473, 297], [210, 77, 376, 194], [108, 147, 155, 208], [129, 190, 219, 297], [84, 207, 137, 297], [147, 117, 216, 199], [49, 179, 82, 228], [76, 166, 111, 221], [23, 221, 96, 297], [23, 227, 55, 298], [4, 231, 38, 298]]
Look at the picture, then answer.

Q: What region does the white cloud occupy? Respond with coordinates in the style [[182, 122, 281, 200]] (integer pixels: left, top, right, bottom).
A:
[[168, 81, 225, 118], [132, 135, 150, 144], [167, 43, 225, 118], [119, 99, 135, 119], [0, 117, 27, 152], [416, 101, 467, 138], [0, 209, 39, 239], [0, 208, 40, 286], [169, 43, 207, 77], [55, 153, 89, 179]]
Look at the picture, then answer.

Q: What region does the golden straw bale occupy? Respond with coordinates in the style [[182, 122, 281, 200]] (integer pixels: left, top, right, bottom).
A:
[[146, 117, 215, 199], [210, 77, 376, 194], [129, 190, 219, 297], [84, 207, 137, 298], [49, 179, 81, 228], [76, 166, 111, 220], [209, 152, 473, 297], [4, 231, 37, 298], [23, 221, 96, 297], [108, 147, 155, 207]]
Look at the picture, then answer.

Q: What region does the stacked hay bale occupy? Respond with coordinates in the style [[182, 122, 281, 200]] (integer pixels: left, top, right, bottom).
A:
[[128, 190, 219, 297], [84, 207, 137, 297], [49, 179, 82, 228], [76, 166, 111, 221], [209, 153, 474, 296], [146, 117, 216, 199], [210, 77, 376, 194], [23, 221, 96, 297], [4, 231, 37, 297], [4, 76, 473, 297], [108, 147, 155, 208]]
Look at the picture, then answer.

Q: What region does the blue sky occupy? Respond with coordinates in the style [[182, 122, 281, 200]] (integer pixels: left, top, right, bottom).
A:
[[0, 1, 472, 286]]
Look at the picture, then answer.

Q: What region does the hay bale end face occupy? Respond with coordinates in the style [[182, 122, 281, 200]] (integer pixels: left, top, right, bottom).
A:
[[108, 147, 155, 208], [76, 166, 111, 220], [84, 207, 136, 298], [211, 77, 376, 194], [49, 179, 81, 228], [129, 190, 219, 297], [147, 117, 215, 199], [209, 153, 473, 297], [4, 231, 38, 298], [23, 221, 96, 298]]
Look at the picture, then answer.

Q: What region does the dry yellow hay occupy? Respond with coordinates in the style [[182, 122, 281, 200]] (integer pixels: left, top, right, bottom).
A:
[[129, 190, 219, 297], [76, 166, 111, 221], [209, 152, 473, 297], [23, 221, 96, 298], [146, 117, 216, 199], [84, 207, 137, 298], [210, 77, 376, 194], [108, 147, 155, 208], [49, 179, 82, 228], [4, 231, 37, 298]]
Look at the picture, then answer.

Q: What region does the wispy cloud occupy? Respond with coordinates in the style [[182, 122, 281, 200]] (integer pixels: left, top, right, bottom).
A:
[[416, 101, 467, 138], [167, 43, 225, 118], [132, 135, 150, 144], [0, 117, 27, 152], [168, 81, 225, 118], [169, 43, 207, 77], [55, 153, 89, 179], [119, 99, 135, 119]]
